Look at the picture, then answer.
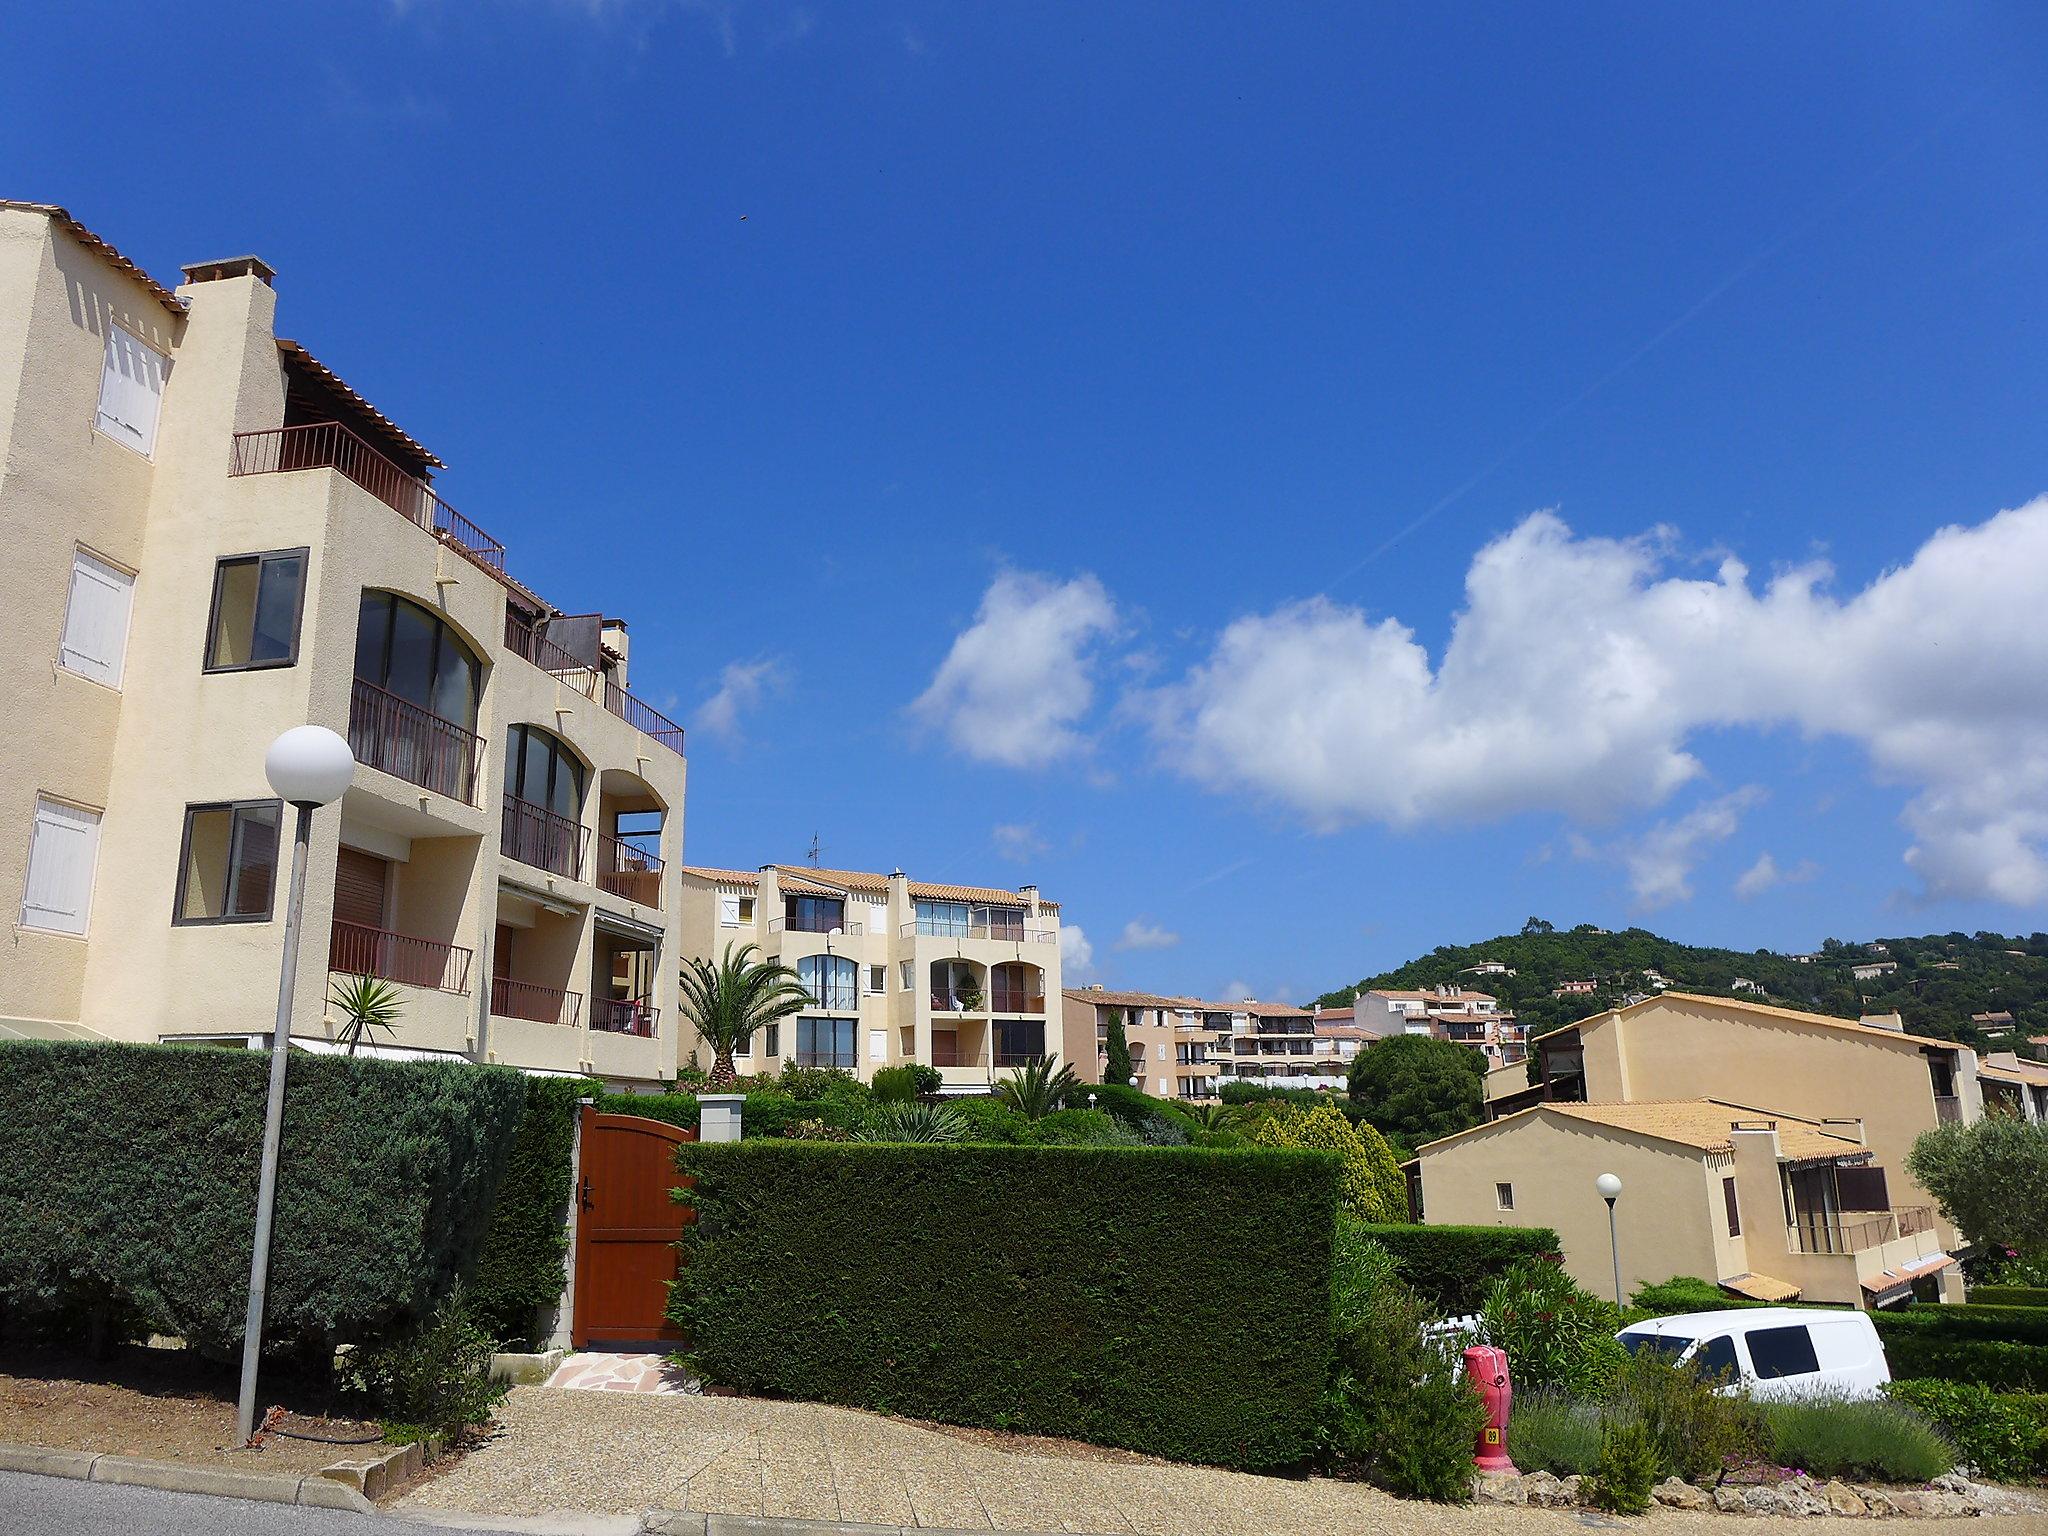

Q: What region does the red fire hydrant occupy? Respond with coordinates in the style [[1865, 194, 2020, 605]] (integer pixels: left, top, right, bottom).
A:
[[1463, 1344, 1516, 1474]]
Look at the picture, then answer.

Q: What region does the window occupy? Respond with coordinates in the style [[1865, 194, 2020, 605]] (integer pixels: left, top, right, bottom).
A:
[[355, 591, 482, 731], [94, 324, 168, 457], [796, 1017, 856, 1068], [1695, 1334, 1740, 1382], [505, 723, 585, 819], [867, 964, 886, 993], [739, 895, 755, 924], [994, 1020, 1044, 1066], [57, 548, 136, 687], [1723, 1177, 1742, 1237], [174, 801, 282, 924], [915, 898, 969, 937], [1495, 1182, 1515, 1211], [763, 1022, 780, 1057], [204, 549, 307, 671], [797, 954, 859, 1011], [1744, 1324, 1820, 1380], [782, 894, 845, 934], [899, 959, 914, 990], [718, 892, 752, 926], [21, 797, 102, 935]]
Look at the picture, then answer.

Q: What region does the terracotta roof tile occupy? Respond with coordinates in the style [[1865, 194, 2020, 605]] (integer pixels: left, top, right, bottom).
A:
[[3, 201, 184, 315]]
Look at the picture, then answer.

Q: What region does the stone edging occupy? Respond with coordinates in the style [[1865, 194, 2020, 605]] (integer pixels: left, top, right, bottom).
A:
[[645, 1516, 1068, 1536], [1477, 1468, 2030, 1518], [0, 1438, 376, 1512]]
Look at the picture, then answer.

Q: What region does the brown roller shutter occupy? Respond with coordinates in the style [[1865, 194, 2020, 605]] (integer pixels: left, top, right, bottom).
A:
[[333, 847, 389, 930], [1835, 1164, 1890, 1213]]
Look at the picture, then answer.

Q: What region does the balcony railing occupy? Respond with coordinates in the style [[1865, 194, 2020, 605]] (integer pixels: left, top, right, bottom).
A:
[[796, 1049, 858, 1069], [502, 617, 687, 759], [597, 831, 664, 906], [231, 422, 506, 574], [1789, 1211, 1909, 1255], [771, 915, 863, 936], [903, 919, 1057, 942], [591, 997, 659, 1037], [994, 1049, 1047, 1069], [348, 677, 482, 805], [990, 989, 1046, 1014], [930, 990, 985, 1012], [1894, 1204, 1937, 1238], [328, 920, 473, 994], [1934, 1094, 1962, 1124], [489, 977, 582, 1026], [502, 795, 588, 881]]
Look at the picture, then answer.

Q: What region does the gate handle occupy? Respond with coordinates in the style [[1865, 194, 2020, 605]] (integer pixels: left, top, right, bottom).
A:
[[580, 1175, 594, 1211]]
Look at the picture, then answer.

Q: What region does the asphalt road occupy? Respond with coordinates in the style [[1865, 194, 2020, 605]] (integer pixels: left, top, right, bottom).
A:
[[0, 1471, 630, 1536]]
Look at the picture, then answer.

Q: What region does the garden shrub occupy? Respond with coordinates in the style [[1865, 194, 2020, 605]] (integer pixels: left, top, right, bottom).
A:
[[1589, 1418, 1660, 1515], [0, 1040, 526, 1360], [596, 1089, 699, 1130], [1883, 1379, 2048, 1482], [1631, 1275, 1760, 1315], [1474, 1258, 1628, 1396], [1249, 1102, 1403, 1222], [856, 1101, 967, 1143], [782, 1117, 852, 1141], [1219, 1081, 1367, 1123], [341, 1285, 507, 1441], [1879, 1303, 2048, 1346], [1028, 1108, 1136, 1145], [468, 1076, 589, 1346], [1086, 1082, 1197, 1137], [1508, 1391, 1603, 1477], [1320, 1217, 1486, 1501], [671, 1140, 1339, 1469], [1757, 1395, 1953, 1483], [1974, 1285, 2048, 1310], [1354, 1222, 1561, 1314], [940, 1096, 1033, 1143], [1606, 1346, 1767, 1484], [869, 1066, 933, 1102], [1873, 1323, 2048, 1389]]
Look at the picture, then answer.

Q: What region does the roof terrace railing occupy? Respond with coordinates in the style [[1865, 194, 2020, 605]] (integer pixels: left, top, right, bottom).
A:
[[503, 615, 687, 759]]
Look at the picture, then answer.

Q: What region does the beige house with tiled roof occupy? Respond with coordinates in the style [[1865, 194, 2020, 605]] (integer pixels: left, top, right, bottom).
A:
[[1414, 1097, 1951, 1308], [1059, 987, 1232, 1100], [679, 865, 1059, 1090], [1, 202, 687, 1084]]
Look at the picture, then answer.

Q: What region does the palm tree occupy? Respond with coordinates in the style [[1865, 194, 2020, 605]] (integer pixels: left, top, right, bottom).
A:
[[1191, 1102, 1239, 1132], [329, 974, 404, 1056], [680, 942, 811, 1088], [994, 1055, 1079, 1120]]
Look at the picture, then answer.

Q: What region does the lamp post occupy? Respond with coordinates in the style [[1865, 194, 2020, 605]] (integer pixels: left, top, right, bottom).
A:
[[236, 725, 355, 1445], [1596, 1171, 1624, 1306]]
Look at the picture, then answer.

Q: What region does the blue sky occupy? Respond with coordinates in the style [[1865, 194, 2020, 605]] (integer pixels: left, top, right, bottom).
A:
[[10, 3, 2048, 1000]]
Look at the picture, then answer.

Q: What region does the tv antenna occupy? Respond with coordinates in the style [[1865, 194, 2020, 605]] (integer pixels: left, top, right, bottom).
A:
[[807, 832, 822, 867]]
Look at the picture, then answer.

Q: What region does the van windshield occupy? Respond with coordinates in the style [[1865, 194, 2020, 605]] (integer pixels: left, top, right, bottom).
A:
[[1619, 1332, 1693, 1359]]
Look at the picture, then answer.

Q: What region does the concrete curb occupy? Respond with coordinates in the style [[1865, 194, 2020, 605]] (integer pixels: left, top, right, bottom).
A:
[[0, 1439, 375, 1512], [646, 1518, 1048, 1536]]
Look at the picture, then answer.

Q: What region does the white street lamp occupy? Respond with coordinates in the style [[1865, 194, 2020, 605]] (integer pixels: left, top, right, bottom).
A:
[[1596, 1172, 1624, 1306], [237, 726, 355, 1444]]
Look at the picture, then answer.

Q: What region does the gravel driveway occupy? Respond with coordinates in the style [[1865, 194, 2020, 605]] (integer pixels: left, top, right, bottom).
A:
[[396, 1386, 2041, 1535]]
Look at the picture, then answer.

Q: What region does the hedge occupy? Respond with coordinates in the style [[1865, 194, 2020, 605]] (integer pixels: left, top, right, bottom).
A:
[[1877, 1303, 2048, 1347], [1884, 1380, 2048, 1482], [670, 1141, 1340, 1468], [1974, 1285, 2048, 1310], [468, 1076, 588, 1346], [0, 1040, 526, 1358], [1874, 1329, 2048, 1391], [1356, 1223, 1562, 1315]]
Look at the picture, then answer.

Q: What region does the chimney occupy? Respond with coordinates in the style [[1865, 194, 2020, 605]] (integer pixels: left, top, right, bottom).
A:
[[1019, 883, 1040, 917], [181, 255, 276, 287], [1859, 1012, 1905, 1033], [1088, 983, 1105, 992], [601, 618, 629, 688]]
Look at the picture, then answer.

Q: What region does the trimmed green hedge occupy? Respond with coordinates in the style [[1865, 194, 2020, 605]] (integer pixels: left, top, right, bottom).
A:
[[1884, 1380, 2048, 1481], [669, 1141, 1340, 1468], [1974, 1285, 2048, 1310], [0, 1040, 526, 1358], [1879, 1303, 2048, 1346], [1874, 1329, 2048, 1391], [1357, 1223, 1562, 1315], [469, 1076, 588, 1346]]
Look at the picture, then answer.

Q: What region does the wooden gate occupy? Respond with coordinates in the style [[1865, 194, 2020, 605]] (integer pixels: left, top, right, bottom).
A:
[[571, 1107, 698, 1348]]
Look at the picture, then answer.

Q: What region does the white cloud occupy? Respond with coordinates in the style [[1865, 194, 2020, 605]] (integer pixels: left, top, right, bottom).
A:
[[1135, 499, 2048, 906], [910, 571, 1118, 769], [1114, 918, 1180, 952], [1613, 787, 1764, 909], [1058, 923, 1095, 980], [1735, 851, 1821, 900], [991, 822, 1046, 862], [695, 658, 784, 742], [1219, 979, 1255, 1001]]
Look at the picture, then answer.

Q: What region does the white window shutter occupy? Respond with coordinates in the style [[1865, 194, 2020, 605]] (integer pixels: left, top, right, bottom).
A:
[[58, 550, 135, 686], [868, 1029, 886, 1064], [94, 324, 168, 457], [22, 798, 101, 935], [719, 893, 740, 925]]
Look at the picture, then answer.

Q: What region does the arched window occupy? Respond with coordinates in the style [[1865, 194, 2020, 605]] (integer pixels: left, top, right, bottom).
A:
[[354, 591, 482, 731], [798, 953, 858, 1011], [992, 962, 1042, 1013], [505, 723, 585, 820]]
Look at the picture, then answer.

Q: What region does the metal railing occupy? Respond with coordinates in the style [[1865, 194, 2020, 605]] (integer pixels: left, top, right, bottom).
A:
[[231, 422, 506, 573], [1894, 1204, 1937, 1237], [1934, 1095, 1962, 1124], [501, 617, 688, 759], [489, 977, 582, 1026], [770, 915, 863, 936], [348, 677, 482, 805], [328, 920, 473, 994], [795, 1050, 858, 1069], [990, 989, 1045, 1014], [597, 831, 664, 906], [591, 997, 659, 1037], [1789, 1212, 1901, 1255], [994, 1050, 1047, 1068], [502, 795, 588, 880], [930, 990, 986, 1012], [902, 919, 1057, 942]]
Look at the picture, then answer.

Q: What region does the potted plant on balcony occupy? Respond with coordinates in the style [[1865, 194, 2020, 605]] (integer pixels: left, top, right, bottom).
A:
[[954, 974, 985, 1013], [330, 974, 405, 1056]]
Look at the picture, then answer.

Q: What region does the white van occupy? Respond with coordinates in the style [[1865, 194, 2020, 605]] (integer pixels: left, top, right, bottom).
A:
[[1614, 1307, 1890, 1401]]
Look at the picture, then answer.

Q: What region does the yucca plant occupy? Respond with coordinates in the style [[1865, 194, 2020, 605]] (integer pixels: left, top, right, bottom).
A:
[[994, 1055, 1079, 1120], [857, 1100, 967, 1144], [329, 973, 405, 1056], [680, 942, 812, 1089]]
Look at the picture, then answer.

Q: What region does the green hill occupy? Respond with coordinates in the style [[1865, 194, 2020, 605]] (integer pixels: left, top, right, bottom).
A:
[[1318, 921, 2048, 1049]]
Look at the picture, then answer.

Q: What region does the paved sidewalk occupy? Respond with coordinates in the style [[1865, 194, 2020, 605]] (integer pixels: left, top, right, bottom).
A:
[[397, 1386, 2026, 1535], [544, 1354, 699, 1396]]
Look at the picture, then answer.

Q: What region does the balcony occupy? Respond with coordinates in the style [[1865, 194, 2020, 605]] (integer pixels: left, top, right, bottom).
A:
[[502, 616, 686, 759], [328, 920, 473, 994], [990, 988, 1046, 1014], [1934, 1095, 1961, 1124], [772, 915, 864, 936], [994, 1049, 1047, 1069], [489, 977, 582, 1026], [231, 422, 506, 574], [1789, 1207, 1938, 1255], [597, 831, 663, 906], [903, 919, 1057, 942], [348, 677, 482, 805], [591, 997, 659, 1037], [502, 795, 588, 881], [930, 989, 984, 1013]]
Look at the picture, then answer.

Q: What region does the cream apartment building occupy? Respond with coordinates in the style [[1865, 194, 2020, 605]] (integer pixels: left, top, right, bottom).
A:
[[2, 203, 687, 1084], [1355, 986, 1528, 1065], [1060, 987, 1233, 1101], [677, 865, 1060, 1090]]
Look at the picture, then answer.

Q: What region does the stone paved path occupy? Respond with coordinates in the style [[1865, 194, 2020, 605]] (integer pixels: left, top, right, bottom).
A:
[[398, 1386, 2037, 1535], [544, 1353, 700, 1396]]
